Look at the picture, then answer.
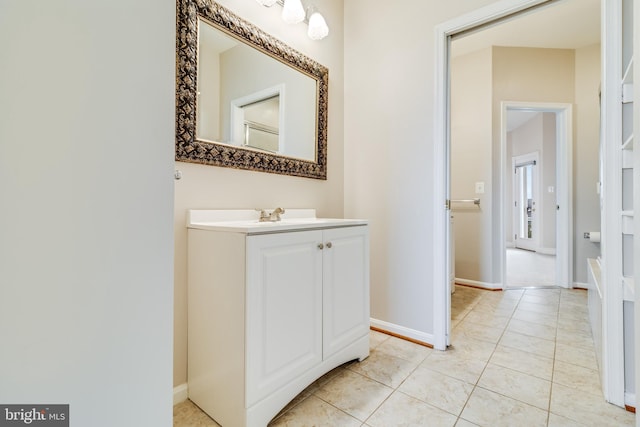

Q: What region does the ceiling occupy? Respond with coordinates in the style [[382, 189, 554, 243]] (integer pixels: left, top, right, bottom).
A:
[[451, 0, 601, 58]]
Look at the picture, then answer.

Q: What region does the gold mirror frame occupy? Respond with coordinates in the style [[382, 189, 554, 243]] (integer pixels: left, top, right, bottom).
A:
[[175, 0, 328, 179]]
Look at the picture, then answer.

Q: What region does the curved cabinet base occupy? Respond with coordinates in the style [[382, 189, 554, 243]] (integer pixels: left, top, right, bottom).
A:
[[247, 335, 369, 427]]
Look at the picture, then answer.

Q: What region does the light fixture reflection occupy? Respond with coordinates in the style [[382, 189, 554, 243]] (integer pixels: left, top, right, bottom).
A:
[[307, 12, 328, 40], [281, 0, 305, 24], [256, 0, 278, 6]]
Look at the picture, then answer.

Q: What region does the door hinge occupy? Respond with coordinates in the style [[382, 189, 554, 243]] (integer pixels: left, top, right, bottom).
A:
[[445, 199, 451, 210]]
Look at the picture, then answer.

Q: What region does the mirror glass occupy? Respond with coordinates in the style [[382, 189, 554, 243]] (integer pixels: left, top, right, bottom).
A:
[[197, 18, 317, 161], [176, 0, 328, 179]]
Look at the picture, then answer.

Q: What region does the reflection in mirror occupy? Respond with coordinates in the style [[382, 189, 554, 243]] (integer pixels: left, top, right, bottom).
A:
[[176, 0, 328, 179], [196, 18, 317, 161]]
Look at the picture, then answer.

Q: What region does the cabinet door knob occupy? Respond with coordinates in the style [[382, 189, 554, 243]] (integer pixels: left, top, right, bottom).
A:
[[318, 243, 324, 250], [326, 242, 332, 248]]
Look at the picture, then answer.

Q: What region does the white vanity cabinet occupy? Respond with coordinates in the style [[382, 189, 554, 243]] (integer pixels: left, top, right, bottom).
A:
[[187, 210, 369, 427]]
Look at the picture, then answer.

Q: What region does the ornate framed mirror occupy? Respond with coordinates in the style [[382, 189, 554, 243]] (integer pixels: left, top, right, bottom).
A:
[[176, 0, 329, 179]]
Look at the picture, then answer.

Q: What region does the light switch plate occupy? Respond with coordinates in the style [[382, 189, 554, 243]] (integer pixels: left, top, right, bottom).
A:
[[475, 182, 485, 194]]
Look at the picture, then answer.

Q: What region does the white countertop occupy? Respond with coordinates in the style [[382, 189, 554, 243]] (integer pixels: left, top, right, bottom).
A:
[[187, 209, 368, 234]]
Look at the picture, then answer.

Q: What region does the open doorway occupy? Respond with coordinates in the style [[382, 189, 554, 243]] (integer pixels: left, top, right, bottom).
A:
[[506, 113, 554, 287], [433, 0, 599, 351]]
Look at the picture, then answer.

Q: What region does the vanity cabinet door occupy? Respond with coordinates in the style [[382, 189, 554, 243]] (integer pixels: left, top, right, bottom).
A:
[[245, 230, 323, 407], [322, 226, 370, 359]]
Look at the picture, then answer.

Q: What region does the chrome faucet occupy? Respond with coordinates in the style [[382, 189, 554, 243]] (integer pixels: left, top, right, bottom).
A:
[[258, 207, 285, 222]]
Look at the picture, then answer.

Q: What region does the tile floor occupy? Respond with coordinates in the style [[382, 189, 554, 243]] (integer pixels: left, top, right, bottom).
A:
[[505, 248, 556, 287], [174, 286, 636, 427]]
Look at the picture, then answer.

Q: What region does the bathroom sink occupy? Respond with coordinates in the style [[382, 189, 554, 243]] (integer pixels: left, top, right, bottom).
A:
[[187, 210, 367, 234]]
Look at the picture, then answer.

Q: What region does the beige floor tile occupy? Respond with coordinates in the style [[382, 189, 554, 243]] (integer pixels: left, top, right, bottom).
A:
[[547, 412, 587, 427], [478, 363, 551, 410], [471, 301, 517, 318], [556, 316, 592, 334], [499, 330, 555, 359], [375, 336, 432, 363], [452, 320, 505, 344], [398, 365, 474, 416], [446, 334, 497, 362], [559, 299, 589, 314], [506, 318, 557, 341], [269, 395, 361, 427], [369, 329, 390, 349], [366, 391, 457, 427], [173, 400, 220, 427], [520, 292, 560, 305], [511, 307, 558, 327], [557, 309, 590, 324], [460, 386, 548, 427], [346, 348, 418, 388], [420, 351, 487, 385], [550, 383, 635, 427], [454, 419, 480, 427], [460, 310, 511, 329], [314, 369, 393, 422], [489, 345, 553, 380], [555, 327, 594, 350], [552, 360, 602, 396], [554, 342, 598, 371]]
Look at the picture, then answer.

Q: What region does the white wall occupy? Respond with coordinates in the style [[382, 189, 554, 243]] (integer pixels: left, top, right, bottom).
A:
[[0, 1, 175, 426], [174, 0, 345, 386]]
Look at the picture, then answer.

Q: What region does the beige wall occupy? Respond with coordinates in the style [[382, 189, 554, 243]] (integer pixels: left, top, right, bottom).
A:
[[344, 0, 497, 338], [173, 0, 345, 387], [573, 43, 602, 281], [451, 48, 493, 282]]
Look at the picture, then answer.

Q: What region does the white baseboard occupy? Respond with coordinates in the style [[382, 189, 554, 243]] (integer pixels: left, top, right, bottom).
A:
[[537, 247, 557, 255], [174, 383, 188, 406], [454, 278, 502, 290], [370, 318, 434, 346], [625, 391, 636, 408], [572, 282, 589, 290]]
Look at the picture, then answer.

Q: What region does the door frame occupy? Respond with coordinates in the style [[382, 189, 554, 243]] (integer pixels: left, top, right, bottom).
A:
[[433, 0, 555, 351], [432, 0, 625, 407], [501, 102, 573, 289]]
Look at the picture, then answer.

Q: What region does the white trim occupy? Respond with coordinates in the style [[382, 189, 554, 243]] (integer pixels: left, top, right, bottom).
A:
[[370, 318, 435, 346], [624, 392, 636, 409], [173, 383, 189, 406], [537, 247, 556, 255], [634, 0, 640, 417], [501, 101, 573, 289], [573, 281, 589, 290], [433, 0, 552, 352], [601, 0, 626, 407], [230, 84, 286, 151], [454, 278, 502, 290]]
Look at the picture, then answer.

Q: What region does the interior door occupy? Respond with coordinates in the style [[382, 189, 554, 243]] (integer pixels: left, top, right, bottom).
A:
[[513, 154, 539, 251]]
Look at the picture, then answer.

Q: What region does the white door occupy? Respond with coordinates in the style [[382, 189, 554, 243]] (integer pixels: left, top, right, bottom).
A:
[[322, 226, 370, 359], [513, 153, 539, 252]]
